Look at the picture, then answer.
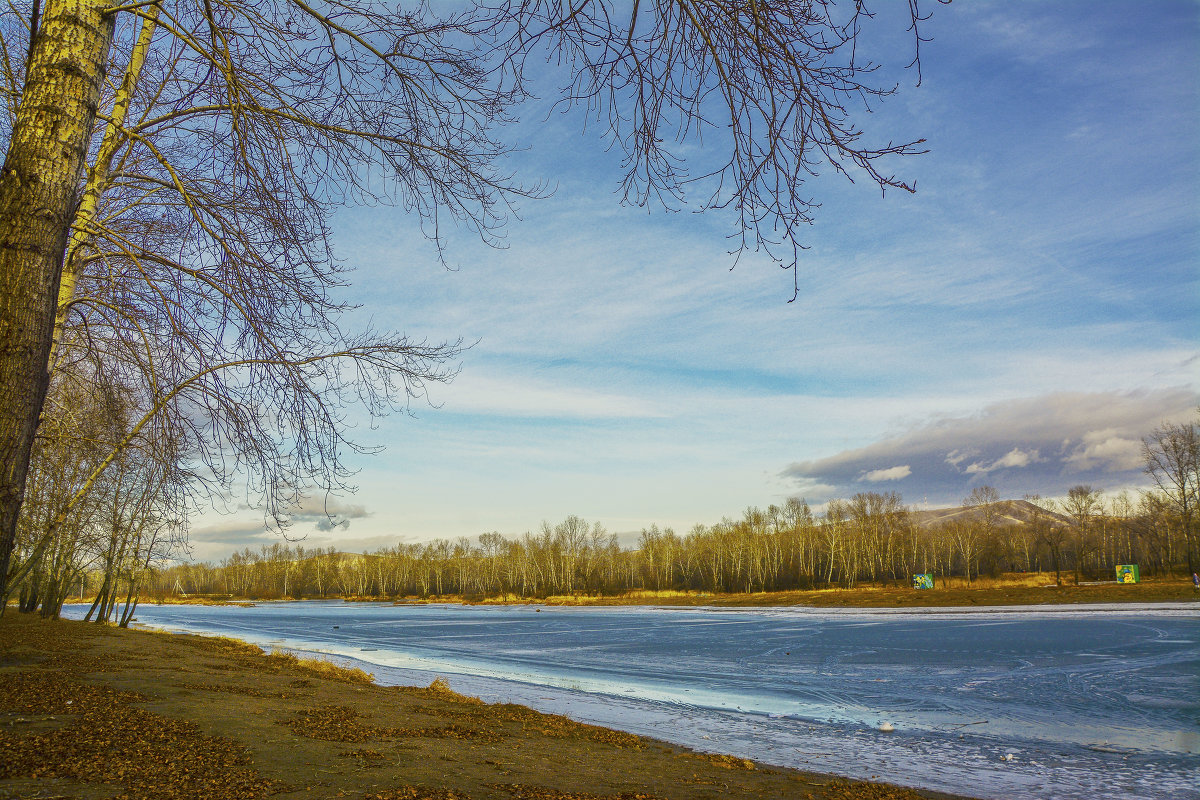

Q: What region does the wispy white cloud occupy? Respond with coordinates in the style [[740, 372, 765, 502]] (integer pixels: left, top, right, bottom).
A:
[[966, 8, 1103, 65], [443, 372, 665, 419]]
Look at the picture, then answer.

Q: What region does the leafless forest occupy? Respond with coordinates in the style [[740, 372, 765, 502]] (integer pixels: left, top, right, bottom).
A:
[[149, 483, 1194, 604], [10, 411, 1198, 620]]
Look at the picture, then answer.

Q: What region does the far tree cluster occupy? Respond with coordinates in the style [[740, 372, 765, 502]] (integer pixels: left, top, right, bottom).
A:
[[147, 481, 1191, 605]]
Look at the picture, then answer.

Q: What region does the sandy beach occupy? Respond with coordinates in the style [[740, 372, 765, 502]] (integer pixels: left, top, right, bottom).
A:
[[0, 613, 976, 800]]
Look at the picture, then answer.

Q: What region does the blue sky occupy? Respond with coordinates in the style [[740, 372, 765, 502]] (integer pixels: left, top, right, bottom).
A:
[[190, 1, 1199, 560]]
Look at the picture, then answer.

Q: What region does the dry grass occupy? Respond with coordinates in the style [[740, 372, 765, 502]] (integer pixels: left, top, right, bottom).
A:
[[616, 590, 699, 600], [148, 573, 1197, 610], [264, 650, 376, 684], [456, 574, 1197, 609], [931, 573, 1050, 590], [148, 595, 256, 607]]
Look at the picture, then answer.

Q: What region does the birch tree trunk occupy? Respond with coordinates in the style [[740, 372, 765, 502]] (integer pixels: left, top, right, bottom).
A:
[[0, 0, 115, 595]]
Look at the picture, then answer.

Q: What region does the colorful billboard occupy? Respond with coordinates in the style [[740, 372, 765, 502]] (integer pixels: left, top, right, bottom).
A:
[[1115, 564, 1140, 584], [912, 573, 934, 590]]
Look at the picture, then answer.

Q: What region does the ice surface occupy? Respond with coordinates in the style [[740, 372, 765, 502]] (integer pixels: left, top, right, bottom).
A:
[[64, 601, 1200, 800]]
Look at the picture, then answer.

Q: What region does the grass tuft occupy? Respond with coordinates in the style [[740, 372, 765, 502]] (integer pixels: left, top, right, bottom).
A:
[[265, 650, 376, 684]]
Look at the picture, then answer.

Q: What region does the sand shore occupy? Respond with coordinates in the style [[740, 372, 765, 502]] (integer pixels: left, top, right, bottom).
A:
[[0, 613, 976, 800]]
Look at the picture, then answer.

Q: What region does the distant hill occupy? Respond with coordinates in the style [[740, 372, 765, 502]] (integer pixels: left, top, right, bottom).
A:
[[911, 499, 1072, 530]]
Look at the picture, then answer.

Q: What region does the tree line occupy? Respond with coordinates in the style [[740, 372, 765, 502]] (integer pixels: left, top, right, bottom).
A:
[[9, 409, 1199, 618], [165, 412, 1200, 601], [145, 477, 1193, 605]]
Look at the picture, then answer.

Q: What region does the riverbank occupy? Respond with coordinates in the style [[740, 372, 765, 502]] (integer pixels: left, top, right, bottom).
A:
[[0, 614, 973, 800], [518, 577, 1198, 608], [138, 575, 1199, 610]]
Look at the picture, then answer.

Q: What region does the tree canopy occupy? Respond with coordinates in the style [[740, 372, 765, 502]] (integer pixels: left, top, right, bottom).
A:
[[0, 1, 938, 600]]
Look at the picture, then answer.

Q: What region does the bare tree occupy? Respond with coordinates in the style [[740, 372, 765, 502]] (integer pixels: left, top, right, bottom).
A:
[[1142, 413, 1199, 574], [7, 373, 110, 613], [848, 491, 905, 584], [1026, 493, 1067, 587], [1062, 484, 1102, 582], [504, 0, 933, 284], [955, 485, 1001, 584], [82, 418, 185, 626], [0, 1, 938, 597]]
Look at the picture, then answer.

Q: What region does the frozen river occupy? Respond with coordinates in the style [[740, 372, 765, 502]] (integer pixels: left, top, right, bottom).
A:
[[73, 601, 1200, 799]]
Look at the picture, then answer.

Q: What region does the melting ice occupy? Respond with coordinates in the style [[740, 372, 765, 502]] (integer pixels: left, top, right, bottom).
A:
[[69, 601, 1200, 800]]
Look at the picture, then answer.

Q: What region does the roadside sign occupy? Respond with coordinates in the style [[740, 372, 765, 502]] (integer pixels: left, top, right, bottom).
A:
[[912, 574, 934, 589]]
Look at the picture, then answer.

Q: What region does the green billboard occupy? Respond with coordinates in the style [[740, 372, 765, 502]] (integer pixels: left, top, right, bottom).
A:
[[912, 573, 934, 590]]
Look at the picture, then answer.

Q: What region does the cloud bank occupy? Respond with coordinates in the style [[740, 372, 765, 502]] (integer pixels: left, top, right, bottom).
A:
[[287, 495, 371, 532], [782, 388, 1198, 504]]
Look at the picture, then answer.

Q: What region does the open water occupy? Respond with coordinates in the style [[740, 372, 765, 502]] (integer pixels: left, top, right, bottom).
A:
[[67, 601, 1200, 799]]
